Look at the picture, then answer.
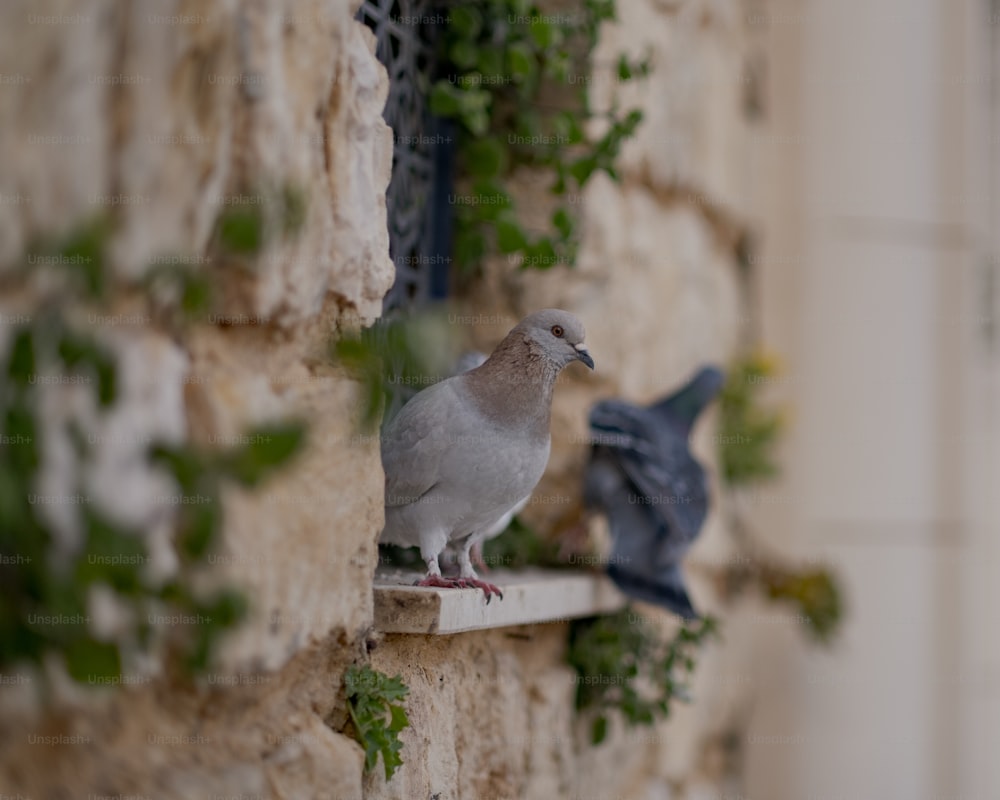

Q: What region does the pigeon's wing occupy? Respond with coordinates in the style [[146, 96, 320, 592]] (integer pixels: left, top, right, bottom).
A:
[[587, 451, 698, 618], [647, 366, 725, 435], [381, 378, 462, 508], [591, 402, 708, 554], [614, 433, 709, 552]]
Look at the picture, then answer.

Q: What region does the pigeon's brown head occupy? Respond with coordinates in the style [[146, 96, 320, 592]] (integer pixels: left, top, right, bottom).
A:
[[515, 309, 594, 371]]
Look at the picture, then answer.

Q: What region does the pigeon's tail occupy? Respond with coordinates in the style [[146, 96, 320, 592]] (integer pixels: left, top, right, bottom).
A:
[[606, 562, 699, 619], [647, 365, 726, 435]]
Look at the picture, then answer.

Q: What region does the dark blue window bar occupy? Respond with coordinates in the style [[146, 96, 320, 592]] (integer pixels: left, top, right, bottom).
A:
[[357, 0, 454, 312]]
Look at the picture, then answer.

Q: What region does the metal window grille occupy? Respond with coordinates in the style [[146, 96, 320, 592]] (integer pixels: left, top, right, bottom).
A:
[[358, 0, 453, 313]]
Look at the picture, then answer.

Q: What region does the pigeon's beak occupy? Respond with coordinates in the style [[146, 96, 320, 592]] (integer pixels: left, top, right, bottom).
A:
[[574, 343, 595, 370]]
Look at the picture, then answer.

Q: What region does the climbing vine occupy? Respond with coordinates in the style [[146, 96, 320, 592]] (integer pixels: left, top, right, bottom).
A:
[[431, 0, 648, 271], [567, 609, 718, 745], [0, 208, 307, 688]]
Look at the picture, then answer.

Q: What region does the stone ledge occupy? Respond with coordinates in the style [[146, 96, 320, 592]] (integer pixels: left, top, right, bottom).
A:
[[374, 568, 628, 634]]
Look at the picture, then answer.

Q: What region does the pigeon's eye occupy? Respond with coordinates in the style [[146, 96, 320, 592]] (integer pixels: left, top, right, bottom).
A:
[[551, 325, 564, 338]]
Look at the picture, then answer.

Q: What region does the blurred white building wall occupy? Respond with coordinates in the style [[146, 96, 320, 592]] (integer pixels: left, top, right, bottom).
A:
[[744, 0, 1000, 797]]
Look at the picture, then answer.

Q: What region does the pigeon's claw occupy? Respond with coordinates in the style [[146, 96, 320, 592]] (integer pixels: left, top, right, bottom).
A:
[[413, 575, 503, 603], [464, 578, 503, 603]]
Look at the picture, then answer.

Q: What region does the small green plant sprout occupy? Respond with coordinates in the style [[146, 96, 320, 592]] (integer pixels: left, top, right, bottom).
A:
[[760, 563, 843, 645], [431, 0, 649, 272], [344, 664, 411, 780], [333, 311, 461, 433], [567, 609, 719, 745], [334, 318, 432, 433], [211, 180, 309, 260], [718, 352, 785, 486]]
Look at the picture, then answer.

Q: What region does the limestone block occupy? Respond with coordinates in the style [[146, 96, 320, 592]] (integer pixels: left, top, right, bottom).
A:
[[0, 0, 393, 323], [0, 636, 365, 800], [367, 628, 584, 800], [183, 321, 383, 671], [265, 713, 365, 800], [521, 666, 578, 800]]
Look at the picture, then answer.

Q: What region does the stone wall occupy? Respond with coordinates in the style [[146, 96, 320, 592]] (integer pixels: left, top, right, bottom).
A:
[[0, 0, 765, 798], [0, 1, 390, 797]]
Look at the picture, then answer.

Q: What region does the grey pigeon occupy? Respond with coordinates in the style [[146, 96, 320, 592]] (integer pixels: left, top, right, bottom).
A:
[[584, 366, 725, 618], [380, 309, 595, 600]]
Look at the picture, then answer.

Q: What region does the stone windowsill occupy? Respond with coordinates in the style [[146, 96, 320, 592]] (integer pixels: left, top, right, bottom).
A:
[[373, 568, 627, 634]]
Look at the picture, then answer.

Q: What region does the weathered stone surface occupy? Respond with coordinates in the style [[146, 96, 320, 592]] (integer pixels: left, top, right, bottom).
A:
[[0, 0, 391, 669], [0, 0, 763, 797], [183, 312, 384, 671], [0, 636, 365, 800], [0, 0, 393, 323], [0, 1, 388, 798]]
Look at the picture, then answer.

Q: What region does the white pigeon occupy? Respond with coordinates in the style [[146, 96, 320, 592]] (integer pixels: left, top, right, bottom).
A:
[[379, 309, 594, 600]]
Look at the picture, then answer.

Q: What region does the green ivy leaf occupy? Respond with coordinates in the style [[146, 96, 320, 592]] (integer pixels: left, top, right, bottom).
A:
[[429, 81, 462, 117], [569, 156, 598, 186], [591, 715, 608, 745], [554, 111, 586, 145], [5, 403, 39, 473], [476, 49, 504, 81], [552, 207, 574, 239], [57, 332, 118, 408], [450, 5, 483, 38], [507, 42, 536, 84], [176, 494, 221, 561], [216, 207, 264, 256], [546, 50, 572, 82], [522, 238, 558, 270], [6, 329, 35, 386], [76, 509, 146, 595], [220, 422, 307, 487], [65, 637, 121, 683], [529, 16, 555, 49], [617, 54, 633, 81], [465, 137, 507, 179], [495, 218, 528, 254], [181, 272, 213, 318], [201, 588, 247, 629], [449, 39, 480, 70], [149, 443, 204, 493], [49, 218, 110, 299], [346, 665, 410, 780]]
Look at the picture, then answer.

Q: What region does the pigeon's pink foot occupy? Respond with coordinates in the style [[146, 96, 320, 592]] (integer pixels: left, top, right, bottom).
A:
[[414, 575, 503, 603], [462, 578, 504, 603]]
